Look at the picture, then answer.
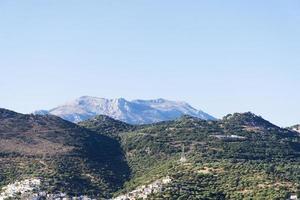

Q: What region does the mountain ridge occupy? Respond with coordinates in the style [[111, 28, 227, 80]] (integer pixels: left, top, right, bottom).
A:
[[78, 115, 135, 138], [34, 96, 216, 124]]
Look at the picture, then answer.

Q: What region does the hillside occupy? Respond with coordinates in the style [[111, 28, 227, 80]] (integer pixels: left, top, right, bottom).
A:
[[33, 96, 215, 124], [2, 109, 300, 199], [78, 115, 135, 138], [88, 112, 300, 199], [0, 108, 130, 199]]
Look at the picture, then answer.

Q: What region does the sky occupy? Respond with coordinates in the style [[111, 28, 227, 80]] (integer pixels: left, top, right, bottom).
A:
[[0, 0, 300, 126]]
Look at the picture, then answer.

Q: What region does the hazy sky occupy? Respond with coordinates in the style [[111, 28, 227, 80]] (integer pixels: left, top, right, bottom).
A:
[[1, 1, 300, 126]]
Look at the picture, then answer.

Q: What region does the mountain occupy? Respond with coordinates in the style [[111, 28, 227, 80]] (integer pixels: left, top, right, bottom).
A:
[[78, 115, 135, 138], [0, 108, 130, 199], [111, 112, 300, 175], [289, 124, 300, 133], [81, 112, 300, 199], [3, 108, 300, 199], [33, 96, 215, 124], [222, 112, 278, 128], [32, 109, 50, 115]]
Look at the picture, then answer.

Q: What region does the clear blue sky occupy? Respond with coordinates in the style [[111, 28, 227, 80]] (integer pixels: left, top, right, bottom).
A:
[[0, 1, 299, 126]]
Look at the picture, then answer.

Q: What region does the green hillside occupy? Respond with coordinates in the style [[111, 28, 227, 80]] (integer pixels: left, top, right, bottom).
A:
[[0, 109, 130, 199], [81, 113, 300, 199], [78, 115, 135, 139], [1, 109, 300, 199]]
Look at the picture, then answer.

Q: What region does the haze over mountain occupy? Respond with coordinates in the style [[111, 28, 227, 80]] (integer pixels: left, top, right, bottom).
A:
[[34, 96, 215, 124]]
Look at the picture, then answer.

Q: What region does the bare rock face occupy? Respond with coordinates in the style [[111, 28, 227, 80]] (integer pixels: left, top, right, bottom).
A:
[[34, 96, 215, 124]]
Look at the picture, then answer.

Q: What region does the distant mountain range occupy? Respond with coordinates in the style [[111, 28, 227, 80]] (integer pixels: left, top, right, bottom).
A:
[[34, 96, 215, 124]]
